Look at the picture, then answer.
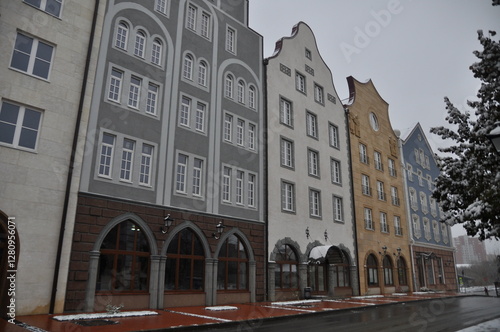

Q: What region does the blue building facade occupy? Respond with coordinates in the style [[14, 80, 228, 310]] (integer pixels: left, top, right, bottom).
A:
[[402, 123, 457, 291]]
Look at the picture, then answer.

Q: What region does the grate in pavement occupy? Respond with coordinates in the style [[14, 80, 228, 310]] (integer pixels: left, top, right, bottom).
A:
[[72, 319, 119, 326]]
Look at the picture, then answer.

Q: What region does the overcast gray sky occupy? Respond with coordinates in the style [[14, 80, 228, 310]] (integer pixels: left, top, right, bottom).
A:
[[248, 0, 500, 241]]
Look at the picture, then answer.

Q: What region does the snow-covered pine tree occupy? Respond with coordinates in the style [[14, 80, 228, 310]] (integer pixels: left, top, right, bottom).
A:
[[430, 10, 500, 240]]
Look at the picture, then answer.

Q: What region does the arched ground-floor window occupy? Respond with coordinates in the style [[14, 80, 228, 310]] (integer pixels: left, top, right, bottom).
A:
[[275, 244, 298, 290], [217, 234, 248, 291], [397, 257, 408, 286], [366, 254, 379, 287], [383, 255, 394, 286]]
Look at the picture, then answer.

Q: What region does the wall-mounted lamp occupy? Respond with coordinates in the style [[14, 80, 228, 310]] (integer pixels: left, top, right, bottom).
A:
[[306, 227, 310, 239], [213, 221, 226, 240], [393, 247, 402, 258], [379, 245, 387, 256], [324, 230, 328, 242], [161, 214, 174, 234]]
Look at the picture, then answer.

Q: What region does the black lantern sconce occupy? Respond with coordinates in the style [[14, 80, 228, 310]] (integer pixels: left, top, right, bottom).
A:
[[379, 245, 387, 256], [393, 247, 402, 258], [324, 229, 328, 242], [213, 221, 226, 240], [160, 214, 174, 234], [305, 227, 310, 239]]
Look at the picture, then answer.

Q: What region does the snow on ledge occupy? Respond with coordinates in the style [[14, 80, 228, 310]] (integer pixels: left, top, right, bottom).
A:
[[205, 306, 238, 311], [351, 295, 385, 299], [271, 299, 322, 306], [53, 310, 158, 321]]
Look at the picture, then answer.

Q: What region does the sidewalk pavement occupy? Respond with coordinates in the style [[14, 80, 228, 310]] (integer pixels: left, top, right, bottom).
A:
[[2, 292, 464, 332]]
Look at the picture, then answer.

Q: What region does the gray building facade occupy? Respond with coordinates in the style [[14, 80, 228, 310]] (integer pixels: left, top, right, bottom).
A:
[[66, 0, 265, 312]]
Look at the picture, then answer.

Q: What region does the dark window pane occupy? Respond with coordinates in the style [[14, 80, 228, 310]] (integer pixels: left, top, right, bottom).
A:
[[179, 229, 193, 255], [193, 234, 203, 256], [136, 229, 149, 252], [19, 128, 37, 149], [239, 262, 247, 289], [0, 123, 16, 144], [165, 258, 177, 290], [22, 109, 41, 129], [178, 258, 191, 290], [14, 34, 33, 54], [227, 235, 238, 258], [167, 235, 178, 254], [36, 41, 53, 62], [24, 0, 42, 8], [217, 261, 226, 290], [10, 52, 30, 72], [101, 226, 118, 249], [134, 256, 149, 290], [33, 58, 50, 79], [227, 261, 237, 289], [192, 259, 204, 290], [97, 254, 114, 291], [114, 255, 132, 291], [290, 264, 298, 288], [238, 242, 247, 259], [46, 0, 61, 16], [0, 102, 20, 123]]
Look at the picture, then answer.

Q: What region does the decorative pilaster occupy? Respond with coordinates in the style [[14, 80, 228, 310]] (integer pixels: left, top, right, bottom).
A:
[[84, 250, 100, 312]]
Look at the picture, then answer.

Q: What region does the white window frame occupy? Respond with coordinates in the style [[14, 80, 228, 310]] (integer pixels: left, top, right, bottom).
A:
[[11, 33, 54, 80], [222, 166, 231, 202], [394, 216, 402, 236], [98, 133, 116, 178], [226, 26, 236, 53], [120, 138, 135, 182], [108, 68, 123, 102], [281, 181, 295, 212], [225, 75, 233, 98], [377, 181, 385, 201], [200, 11, 211, 38], [280, 98, 293, 127], [281, 138, 294, 168], [139, 144, 153, 186], [236, 119, 245, 146], [433, 220, 440, 242], [198, 61, 207, 86], [192, 158, 203, 197], [155, 0, 168, 15], [362, 174, 371, 196], [236, 170, 244, 205], [333, 196, 343, 222], [391, 186, 400, 206], [308, 149, 319, 177], [388, 158, 397, 177], [183, 54, 193, 80], [295, 72, 306, 93], [309, 189, 321, 218], [359, 143, 368, 164], [195, 102, 205, 132], [187, 5, 197, 31], [412, 214, 421, 238], [314, 83, 324, 104], [248, 86, 256, 109], [374, 151, 383, 171], [146, 83, 159, 115], [248, 124, 256, 151], [223, 113, 233, 142], [179, 96, 191, 127], [329, 123, 339, 148], [237, 80, 245, 104], [127, 76, 141, 109], [151, 39, 162, 66], [380, 212, 388, 233], [331, 158, 341, 185], [0, 101, 42, 151], [115, 22, 129, 50], [24, 0, 62, 17], [176, 153, 188, 194], [134, 30, 146, 58], [306, 111, 318, 138], [248, 173, 256, 207], [364, 208, 373, 230]]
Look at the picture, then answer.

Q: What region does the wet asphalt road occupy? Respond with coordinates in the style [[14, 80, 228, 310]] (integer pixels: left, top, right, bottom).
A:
[[182, 296, 500, 332]]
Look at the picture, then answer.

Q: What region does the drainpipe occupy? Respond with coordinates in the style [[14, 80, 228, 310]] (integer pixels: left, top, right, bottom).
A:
[[263, 57, 269, 301], [344, 108, 360, 296], [49, 0, 100, 314]]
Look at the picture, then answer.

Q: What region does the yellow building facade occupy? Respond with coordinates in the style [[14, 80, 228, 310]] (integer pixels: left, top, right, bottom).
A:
[[346, 76, 413, 295]]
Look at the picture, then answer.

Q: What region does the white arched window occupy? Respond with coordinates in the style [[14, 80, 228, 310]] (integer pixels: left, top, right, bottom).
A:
[[237, 80, 245, 104], [134, 30, 146, 58], [225, 74, 233, 98], [115, 22, 129, 50], [248, 86, 256, 109], [198, 61, 207, 86], [183, 54, 193, 80], [151, 39, 162, 65]]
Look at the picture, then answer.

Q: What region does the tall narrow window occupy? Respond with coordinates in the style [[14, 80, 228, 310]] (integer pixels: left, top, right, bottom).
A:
[[226, 27, 235, 53], [367, 254, 378, 286], [314, 84, 324, 104], [420, 192, 428, 214], [359, 144, 368, 164], [139, 144, 153, 186], [222, 167, 231, 202], [295, 72, 305, 93], [195, 102, 205, 132], [282, 181, 294, 212], [236, 119, 244, 146], [248, 87, 256, 109], [388, 158, 397, 177], [120, 139, 135, 182], [155, 0, 167, 15], [11, 33, 54, 80], [394, 216, 402, 235], [183, 54, 193, 80], [223, 114, 232, 142], [187, 5, 197, 30], [309, 189, 321, 217], [115, 22, 128, 50], [308, 149, 319, 177], [192, 158, 203, 197], [99, 133, 115, 177], [151, 39, 162, 65], [236, 170, 244, 204], [364, 208, 373, 230], [274, 245, 298, 290], [198, 61, 207, 86], [180, 96, 190, 127], [128, 76, 141, 109], [176, 154, 188, 193], [380, 212, 388, 233], [413, 214, 421, 238], [146, 83, 158, 115], [362, 174, 371, 196], [0, 101, 42, 150], [237, 80, 245, 104], [333, 196, 343, 222], [225, 75, 233, 98], [374, 151, 383, 171], [134, 31, 146, 58], [306, 112, 318, 138], [281, 138, 294, 168], [377, 181, 385, 201], [108, 69, 123, 102], [397, 257, 408, 285], [201, 12, 210, 38], [217, 235, 248, 290], [331, 159, 341, 184], [248, 174, 255, 207], [280, 98, 293, 126], [329, 123, 339, 148], [433, 220, 440, 242], [383, 256, 393, 285], [248, 124, 256, 150], [391, 186, 400, 206]]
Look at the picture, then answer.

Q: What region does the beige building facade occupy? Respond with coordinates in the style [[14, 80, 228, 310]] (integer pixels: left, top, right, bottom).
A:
[[346, 76, 413, 295]]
